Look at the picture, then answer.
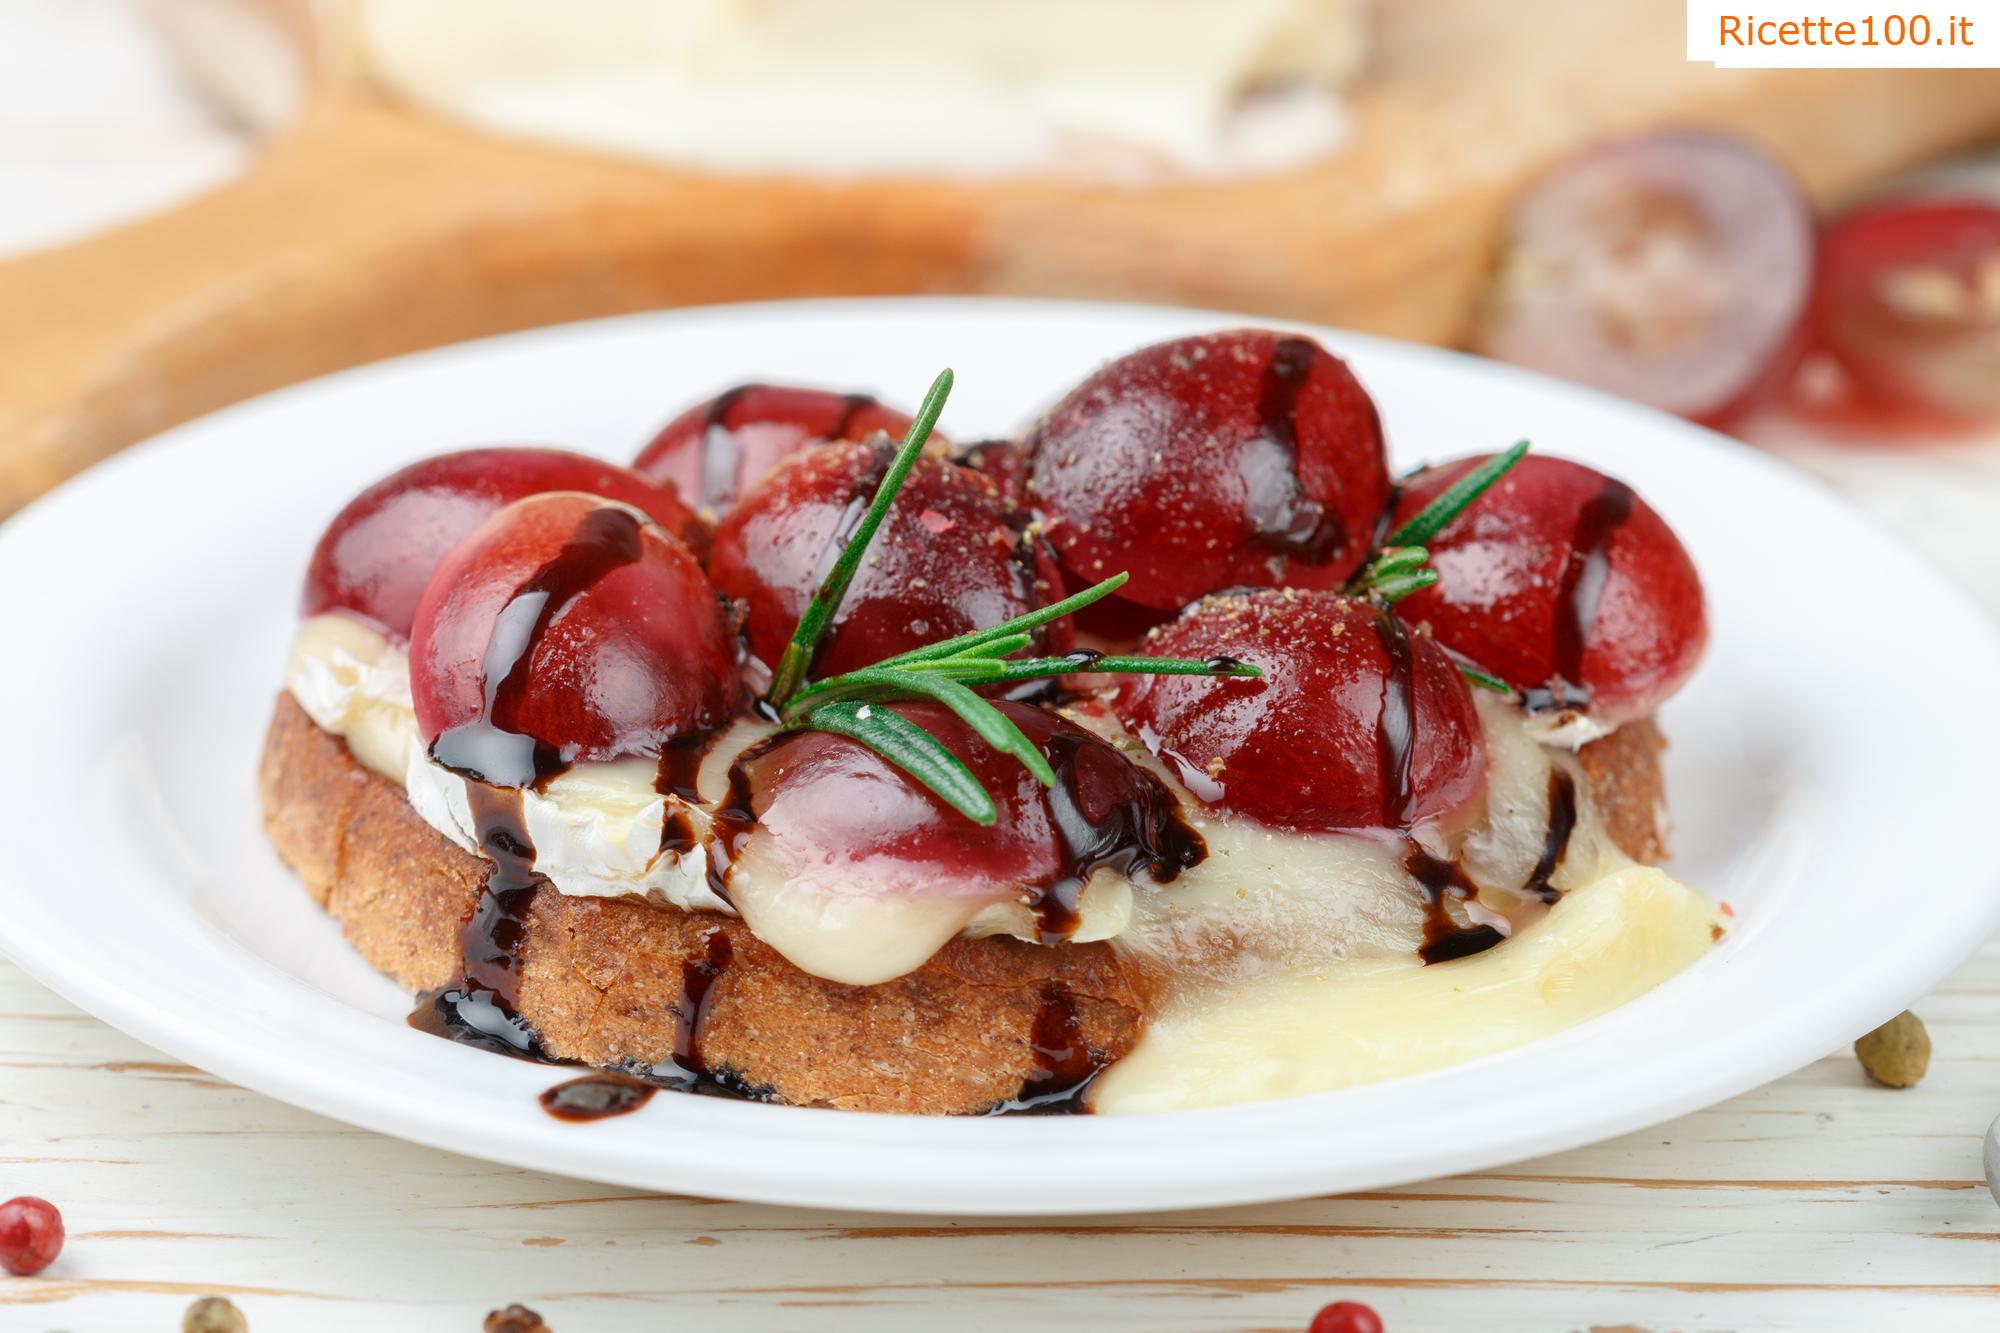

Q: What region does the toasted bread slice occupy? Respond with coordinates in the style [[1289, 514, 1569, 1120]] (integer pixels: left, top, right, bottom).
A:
[[259, 694, 1143, 1113], [259, 693, 1668, 1114]]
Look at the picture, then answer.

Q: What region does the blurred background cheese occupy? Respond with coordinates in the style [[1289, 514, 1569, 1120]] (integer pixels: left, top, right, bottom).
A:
[[342, 0, 1366, 178]]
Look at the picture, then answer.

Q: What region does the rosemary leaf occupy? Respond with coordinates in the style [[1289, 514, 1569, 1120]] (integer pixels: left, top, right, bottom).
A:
[[909, 653, 1261, 687], [800, 700, 996, 825], [1386, 440, 1530, 548], [786, 667, 1055, 785], [766, 368, 954, 707], [941, 631, 1033, 661], [873, 572, 1130, 668], [1347, 544, 1430, 599], [1361, 570, 1439, 605], [1456, 662, 1515, 695]]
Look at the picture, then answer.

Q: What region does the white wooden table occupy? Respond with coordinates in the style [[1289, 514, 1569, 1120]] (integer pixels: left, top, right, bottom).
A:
[[5, 5, 2000, 1330], [5, 949, 1998, 1332]]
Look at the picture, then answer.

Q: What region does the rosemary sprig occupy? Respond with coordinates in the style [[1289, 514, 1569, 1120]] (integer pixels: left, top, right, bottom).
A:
[[766, 368, 955, 708], [803, 701, 997, 825], [781, 651, 1258, 719], [1347, 544, 1438, 605], [872, 571, 1133, 668], [1384, 439, 1529, 548], [1354, 440, 1534, 692], [765, 370, 1258, 825], [1455, 661, 1515, 695]]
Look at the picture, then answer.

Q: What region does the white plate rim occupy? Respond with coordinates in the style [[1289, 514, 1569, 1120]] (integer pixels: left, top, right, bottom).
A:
[[2, 295, 1996, 1216]]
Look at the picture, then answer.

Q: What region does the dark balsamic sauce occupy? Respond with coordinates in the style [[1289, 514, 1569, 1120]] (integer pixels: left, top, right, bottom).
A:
[[1404, 844, 1504, 965], [1246, 336, 1346, 562], [654, 731, 717, 857], [1407, 767, 1583, 964], [1370, 606, 1417, 827], [990, 984, 1105, 1115], [674, 928, 734, 1076], [1527, 477, 1635, 714], [539, 1072, 658, 1121], [1031, 732, 1206, 944], [415, 505, 650, 1058], [408, 783, 547, 1057], [697, 385, 887, 511], [695, 753, 764, 908], [1523, 770, 1579, 903], [695, 384, 752, 511], [429, 505, 646, 788]]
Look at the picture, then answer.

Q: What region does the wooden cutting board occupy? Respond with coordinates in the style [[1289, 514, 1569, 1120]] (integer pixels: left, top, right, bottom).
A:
[[4, 0, 2000, 514]]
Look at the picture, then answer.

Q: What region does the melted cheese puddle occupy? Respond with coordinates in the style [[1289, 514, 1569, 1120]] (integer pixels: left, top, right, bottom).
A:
[[1092, 860, 1717, 1112]]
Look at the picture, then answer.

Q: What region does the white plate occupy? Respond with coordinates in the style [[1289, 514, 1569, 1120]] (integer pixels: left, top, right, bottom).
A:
[[2, 298, 1995, 1216]]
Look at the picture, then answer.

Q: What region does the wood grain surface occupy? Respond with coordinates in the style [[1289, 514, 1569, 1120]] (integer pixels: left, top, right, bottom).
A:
[[2, 947, 1996, 1331], [6, 0, 2000, 514]]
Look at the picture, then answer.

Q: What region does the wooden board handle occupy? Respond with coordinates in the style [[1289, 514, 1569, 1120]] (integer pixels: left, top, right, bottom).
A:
[[0, 104, 990, 515]]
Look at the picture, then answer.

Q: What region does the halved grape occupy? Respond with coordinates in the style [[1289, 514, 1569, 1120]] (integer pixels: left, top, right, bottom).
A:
[[304, 447, 700, 641], [1113, 589, 1486, 832], [708, 440, 1069, 678], [633, 383, 919, 515], [1025, 330, 1392, 611], [1477, 130, 1814, 425], [1811, 198, 2000, 424], [410, 493, 739, 780]]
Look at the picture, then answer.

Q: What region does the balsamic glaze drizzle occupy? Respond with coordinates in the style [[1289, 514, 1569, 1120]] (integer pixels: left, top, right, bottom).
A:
[[674, 928, 734, 1077], [429, 505, 646, 788], [1408, 767, 1583, 964], [992, 983, 1106, 1115], [539, 1072, 658, 1121], [1523, 770, 1578, 903], [1030, 731, 1207, 944], [696, 385, 754, 512], [1404, 845, 1502, 965], [1371, 605, 1418, 828], [415, 505, 651, 1058], [1526, 477, 1635, 714], [1246, 336, 1345, 561]]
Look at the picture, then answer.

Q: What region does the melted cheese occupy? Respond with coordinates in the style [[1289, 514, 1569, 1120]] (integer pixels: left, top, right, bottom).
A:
[[283, 616, 1131, 972], [286, 615, 741, 912], [1090, 862, 1718, 1112], [285, 616, 1719, 1109]]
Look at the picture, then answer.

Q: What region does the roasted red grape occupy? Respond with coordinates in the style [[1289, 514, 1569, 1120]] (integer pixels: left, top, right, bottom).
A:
[[1477, 131, 1814, 425], [1026, 330, 1391, 611], [743, 700, 1196, 900], [709, 440, 1068, 678], [1810, 198, 2000, 423], [632, 383, 919, 515], [1389, 454, 1705, 723], [410, 493, 738, 782], [1113, 590, 1486, 832], [953, 438, 1028, 504], [304, 447, 700, 641]]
